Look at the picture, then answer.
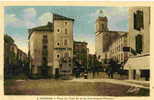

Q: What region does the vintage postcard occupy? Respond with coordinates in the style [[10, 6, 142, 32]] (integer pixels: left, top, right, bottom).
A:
[[0, 1, 154, 100]]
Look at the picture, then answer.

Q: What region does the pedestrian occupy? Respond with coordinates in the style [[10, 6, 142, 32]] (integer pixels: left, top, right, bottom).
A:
[[92, 67, 96, 78], [84, 71, 88, 79], [107, 68, 111, 78], [110, 71, 113, 79], [96, 67, 99, 77]]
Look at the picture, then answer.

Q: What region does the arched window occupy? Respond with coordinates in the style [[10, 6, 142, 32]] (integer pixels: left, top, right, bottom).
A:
[[57, 54, 60, 58], [57, 42, 60, 46], [135, 35, 143, 54], [57, 29, 60, 33]]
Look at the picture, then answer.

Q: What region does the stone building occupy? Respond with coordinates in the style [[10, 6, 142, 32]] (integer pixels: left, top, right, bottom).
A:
[[108, 33, 129, 64], [124, 7, 150, 80], [4, 34, 28, 79], [73, 41, 88, 69], [17, 49, 28, 63], [128, 7, 150, 55], [95, 16, 128, 64], [28, 14, 74, 77]]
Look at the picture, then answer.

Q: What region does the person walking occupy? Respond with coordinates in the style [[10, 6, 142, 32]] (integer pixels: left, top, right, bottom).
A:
[[92, 67, 96, 78]]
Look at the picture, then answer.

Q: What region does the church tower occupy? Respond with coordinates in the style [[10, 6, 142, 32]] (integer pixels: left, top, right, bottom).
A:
[[95, 12, 109, 61], [96, 16, 109, 33]]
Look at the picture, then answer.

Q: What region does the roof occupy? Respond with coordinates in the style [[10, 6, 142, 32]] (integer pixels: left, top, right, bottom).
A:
[[107, 31, 128, 44], [96, 16, 108, 22], [53, 13, 74, 21], [124, 54, 150, 70], [74, 41, 88, 45], [28, 22, 53, 39], [108, 31, 128, 34], [28, 13, 74, 39]]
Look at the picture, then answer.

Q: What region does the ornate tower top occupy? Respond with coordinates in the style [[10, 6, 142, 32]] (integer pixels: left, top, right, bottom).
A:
[[96, 16, 108, 22], [96, 15, 108, 33]]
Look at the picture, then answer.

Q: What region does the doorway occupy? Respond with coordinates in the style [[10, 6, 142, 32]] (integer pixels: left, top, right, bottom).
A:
[[55, 68, 59, 79]]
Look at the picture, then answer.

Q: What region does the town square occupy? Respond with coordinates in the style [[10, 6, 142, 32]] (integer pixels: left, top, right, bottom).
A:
[[4, 6, 150, 96]]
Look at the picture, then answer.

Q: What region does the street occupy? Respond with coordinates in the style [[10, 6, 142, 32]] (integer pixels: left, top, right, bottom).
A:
[[4, 78, 149, 96]]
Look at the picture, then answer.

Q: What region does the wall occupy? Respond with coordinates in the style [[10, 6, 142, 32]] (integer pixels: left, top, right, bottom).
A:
[[29, 31, 53, 75], [128, 7, 150, 55], [53, 20, 74, 74]]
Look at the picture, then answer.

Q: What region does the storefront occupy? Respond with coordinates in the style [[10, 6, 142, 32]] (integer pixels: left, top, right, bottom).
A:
[[124, 54, 150, 81]]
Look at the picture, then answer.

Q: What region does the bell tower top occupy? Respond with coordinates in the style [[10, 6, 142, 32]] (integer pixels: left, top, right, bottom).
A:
[[96, 12, 108, 33]]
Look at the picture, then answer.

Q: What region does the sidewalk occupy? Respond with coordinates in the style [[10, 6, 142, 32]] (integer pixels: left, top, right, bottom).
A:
[[68, 78, 149, 89], [124, 79, 150, 87], [87, 72, 128, 80]]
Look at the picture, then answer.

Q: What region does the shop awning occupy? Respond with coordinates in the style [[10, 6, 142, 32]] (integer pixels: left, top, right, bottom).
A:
[[124, 55, 150, 70]]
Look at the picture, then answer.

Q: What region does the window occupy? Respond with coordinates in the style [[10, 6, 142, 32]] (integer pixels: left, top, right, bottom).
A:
[[135, 35, 143, 54], [65, 22, 68, 25], [43, 35, 47, 38], [42, 35, 48, 57], [64, 39, 68, 46], [64, 52, 69, 57], [43, 57, 47, 61], [134, 10, 144, 31], [102, 23, 105, 31], [121, 54, 123, 61], [43, 45, 47, 49], [42, 50, 48, 56], [42, 57, 47, 65], [69, 59, 71, 62], [57, 42, 60, 46], [57, 54, 60, 58], [57, 29, 60, 32], [65, 29, 68, 34], [43, 35, 48, 44]]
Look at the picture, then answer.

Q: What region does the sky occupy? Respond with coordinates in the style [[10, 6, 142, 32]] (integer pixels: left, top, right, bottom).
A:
[[5, 6, 128, 54]]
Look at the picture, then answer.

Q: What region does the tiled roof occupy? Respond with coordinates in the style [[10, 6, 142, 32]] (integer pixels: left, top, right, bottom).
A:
[[74, 41, 88, 45], [28, 22, 53, 39], [29, 22, 53, 32], [28, 13, 74, 39], [53, 13, 74, 21]]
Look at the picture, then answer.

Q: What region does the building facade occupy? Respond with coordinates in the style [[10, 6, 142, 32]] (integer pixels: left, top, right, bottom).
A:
[[108, 33, 129, 64], [28, 14, 74, 77], [95, 16, 128, 64], [73, 41, 88, 69], [128, 7, 150, 55], [4, 34, 28, 79], [124, 7, 150, 80]]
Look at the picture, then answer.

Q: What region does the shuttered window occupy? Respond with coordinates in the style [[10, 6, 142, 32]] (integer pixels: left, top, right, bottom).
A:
[[134, 10, 144, 31], [135, 35, 143, 54]]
